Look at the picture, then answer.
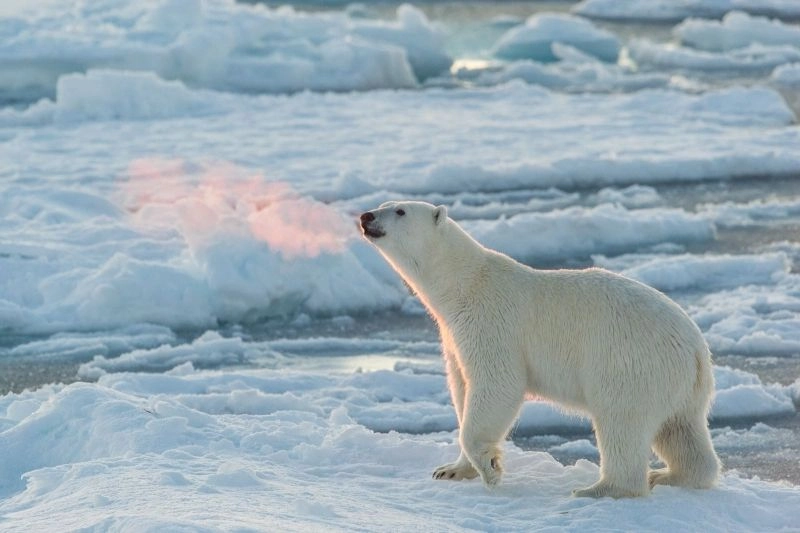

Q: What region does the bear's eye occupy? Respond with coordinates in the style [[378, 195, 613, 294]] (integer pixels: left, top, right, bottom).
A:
[[396, 209, 405, 216]]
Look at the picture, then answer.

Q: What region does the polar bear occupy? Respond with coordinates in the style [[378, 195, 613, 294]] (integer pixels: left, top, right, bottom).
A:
[[360, 200, 720, 498]]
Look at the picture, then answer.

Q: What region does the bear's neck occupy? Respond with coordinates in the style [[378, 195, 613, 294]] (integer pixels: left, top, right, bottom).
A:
[[401, 221, 488, 321]]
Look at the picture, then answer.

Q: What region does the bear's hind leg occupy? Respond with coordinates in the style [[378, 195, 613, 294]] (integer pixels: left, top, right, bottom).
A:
[[573, 416, 653, 498], [650, 412, 720, 490]]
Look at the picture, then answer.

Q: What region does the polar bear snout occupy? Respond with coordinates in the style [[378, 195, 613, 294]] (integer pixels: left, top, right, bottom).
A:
[[359, 211, 385, 239]]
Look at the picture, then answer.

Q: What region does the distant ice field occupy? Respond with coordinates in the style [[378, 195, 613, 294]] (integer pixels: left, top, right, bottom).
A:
[[2, 76, 798, 334], [1, 1, 800, 530]]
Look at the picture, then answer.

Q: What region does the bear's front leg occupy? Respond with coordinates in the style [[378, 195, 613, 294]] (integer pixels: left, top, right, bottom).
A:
[[459, 379, 525, 488], [433, 349, 474, 481]]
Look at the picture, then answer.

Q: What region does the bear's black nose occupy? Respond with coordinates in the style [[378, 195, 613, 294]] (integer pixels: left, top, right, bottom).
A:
[[360, 212, 375, 223]]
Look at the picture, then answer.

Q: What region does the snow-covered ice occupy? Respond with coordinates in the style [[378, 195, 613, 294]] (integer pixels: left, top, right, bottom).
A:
[[574, 0, 800, 22], [0, 361, 799, 531], [0, 0, 448, 103], [629, 40, 800, 73], [594, 252, 789, 292], [491, 13, 620, 63], [773, 63, 800, 115], [464, 43, 669, 93], [676, 11, 800, 53], [2, 0, 800, 530], [3, 79, 797, 333]]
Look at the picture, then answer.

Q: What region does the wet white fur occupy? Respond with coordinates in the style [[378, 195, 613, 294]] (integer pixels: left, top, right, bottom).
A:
[[363, 200, 720, 498]]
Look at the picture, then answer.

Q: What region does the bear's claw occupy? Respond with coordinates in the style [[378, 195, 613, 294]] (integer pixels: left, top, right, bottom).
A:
[[432, 461, 479, 481]]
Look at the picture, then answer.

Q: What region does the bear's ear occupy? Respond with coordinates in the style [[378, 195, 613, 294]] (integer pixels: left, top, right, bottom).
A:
[[433, 205, 447, 226]]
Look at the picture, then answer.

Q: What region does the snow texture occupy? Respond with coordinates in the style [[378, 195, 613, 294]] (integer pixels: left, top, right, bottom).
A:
[[0, 361, 798, 531], [1, 0, 800, 529]]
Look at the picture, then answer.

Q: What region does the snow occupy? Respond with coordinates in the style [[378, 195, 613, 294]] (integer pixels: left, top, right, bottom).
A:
[[465, 204, 714, 262], [574, 0, 800, 22], [712, 367, 797, 418], [549, 439, 599, 457], [0, 0, 449, 104], [41, 69, 227, 124], [6, 325, 177, 361], [0, 361, 799, 531], [2, 82, 797, 333], [594, 252, 789, 292], [2, 0, 800, 529], [491, 13, 620, 63], [70, 330, 798, 432], [629, 40, 800, 73], [773, 63, 800, 86], [690, 275, 800, 357], [702, 197, 800, 228], [676, 11, 800, 53], [772, 63, 800, 115], [465, 44, 669, 93], [712, 422, 795, 451], [591, 249, 800, 358]]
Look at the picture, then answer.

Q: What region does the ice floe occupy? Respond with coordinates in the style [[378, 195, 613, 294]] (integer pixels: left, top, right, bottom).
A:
[[491, 13, 620, 62], [574, 0, 800, 22], [676, 11, 800, 52], [0, 0, 448, 104]]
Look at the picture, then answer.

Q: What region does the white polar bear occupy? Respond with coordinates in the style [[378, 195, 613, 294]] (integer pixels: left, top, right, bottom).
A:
[[360, 200, 720, 498]]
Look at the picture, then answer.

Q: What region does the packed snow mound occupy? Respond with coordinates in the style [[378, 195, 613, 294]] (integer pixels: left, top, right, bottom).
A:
[[86, 170, 406, 327], [0, 0, 449, 104], [712, 366, 797, 419], [676, 11, 800, 52], [573, 0, 800, 22], [0, 69, 224, 126], [0, 160, 408, 333], [22, 70, 225, 125], [351, 4, 451, 82], [56, 70, 217, 122], [492, 13, 620, 62]]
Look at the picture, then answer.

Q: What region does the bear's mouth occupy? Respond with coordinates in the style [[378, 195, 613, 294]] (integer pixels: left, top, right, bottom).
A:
[[360, 220, 385, 239], [362, 224, 385, 239]]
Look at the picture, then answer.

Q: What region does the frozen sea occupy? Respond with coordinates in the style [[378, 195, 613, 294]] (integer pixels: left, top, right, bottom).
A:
[[1, 0, 800, 531]]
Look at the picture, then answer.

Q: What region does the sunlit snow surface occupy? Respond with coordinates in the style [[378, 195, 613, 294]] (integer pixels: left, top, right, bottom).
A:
[[1, 365, 799, 532], [2, 0, 800, 531]]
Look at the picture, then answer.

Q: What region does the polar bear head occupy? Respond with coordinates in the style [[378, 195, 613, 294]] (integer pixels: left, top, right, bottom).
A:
[[359, 200, 448, 278]]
